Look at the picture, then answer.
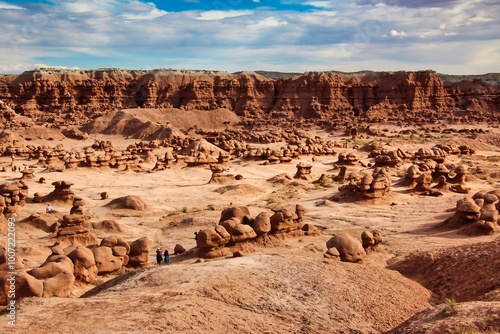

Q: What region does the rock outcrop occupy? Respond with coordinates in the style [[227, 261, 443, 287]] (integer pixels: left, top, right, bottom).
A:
[[438, 192, 499, 235], [1, 68, 498, 127], [326, 233, 367, 263]]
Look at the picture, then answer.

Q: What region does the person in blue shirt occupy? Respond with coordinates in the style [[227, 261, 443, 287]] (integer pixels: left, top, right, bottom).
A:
[[164, 249, 170, 264]]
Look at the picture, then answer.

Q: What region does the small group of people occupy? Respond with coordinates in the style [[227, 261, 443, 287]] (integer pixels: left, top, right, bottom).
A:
[[155, 247, 170, 265]]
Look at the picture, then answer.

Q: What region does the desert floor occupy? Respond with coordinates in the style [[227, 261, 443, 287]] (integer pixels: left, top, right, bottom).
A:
[[1, 123, 499, 333]]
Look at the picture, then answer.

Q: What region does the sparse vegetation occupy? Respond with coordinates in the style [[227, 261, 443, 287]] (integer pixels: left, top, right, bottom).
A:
[[453, 324, 478, 334], [116, 267, 127, 275], [91, 278, 105, 286], [441, 298, 458, 317], [266, 193, 278, 204], [474, 173, 494, 184]]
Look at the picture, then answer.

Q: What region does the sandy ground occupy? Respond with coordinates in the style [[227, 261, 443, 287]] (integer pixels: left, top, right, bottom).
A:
[[0, 125, 499, 333]]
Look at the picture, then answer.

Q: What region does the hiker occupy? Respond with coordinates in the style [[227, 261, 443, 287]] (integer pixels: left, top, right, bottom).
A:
[[46, 204, 53, 214], [156, 247, 163, 265], [194, 231, 198, 240], [164, 249, 170, 264]]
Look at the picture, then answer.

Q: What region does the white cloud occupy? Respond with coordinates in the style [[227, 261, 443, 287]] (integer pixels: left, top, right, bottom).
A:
[[196, 10, 253, 21], [122, 7, 166, 20], [390, 29, 406, 37], [0, 1, 25, 10], [61, 0, 167, 20], [0, 0, 498, 74], [305, 1, 334, 9], [248, 17, 288, 29]]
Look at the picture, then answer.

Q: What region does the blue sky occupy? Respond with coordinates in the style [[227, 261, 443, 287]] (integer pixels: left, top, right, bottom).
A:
[[0, 0, 498, 74]]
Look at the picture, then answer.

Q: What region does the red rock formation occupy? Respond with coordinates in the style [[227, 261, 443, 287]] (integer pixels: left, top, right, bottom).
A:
[[0, 68, 498, 126]]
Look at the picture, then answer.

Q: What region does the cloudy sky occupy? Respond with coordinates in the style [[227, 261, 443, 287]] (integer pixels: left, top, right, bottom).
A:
[[0, 0, 498, 74]]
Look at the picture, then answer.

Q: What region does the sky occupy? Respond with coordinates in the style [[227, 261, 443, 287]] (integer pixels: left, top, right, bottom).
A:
[[0, 0, 498, 74]]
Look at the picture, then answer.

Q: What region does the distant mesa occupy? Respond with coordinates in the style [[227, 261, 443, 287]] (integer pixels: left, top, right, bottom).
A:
[[0, 68, 498, 129]]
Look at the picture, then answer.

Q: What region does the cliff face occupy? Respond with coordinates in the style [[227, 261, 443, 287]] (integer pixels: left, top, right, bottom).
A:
[[0, 68, 498, 125]]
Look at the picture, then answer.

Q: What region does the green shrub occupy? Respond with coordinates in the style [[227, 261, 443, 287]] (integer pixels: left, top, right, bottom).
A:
[[441, 298, 458, 317]]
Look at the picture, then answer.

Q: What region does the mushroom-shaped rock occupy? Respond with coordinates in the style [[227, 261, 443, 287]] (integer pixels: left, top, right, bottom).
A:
[[480, 194, 499, 223], [100, 235, 131, 254], [252, 212, 271, 235], [219, 206, 250, 223], [219, 217, 240, 233], [296, 204, 306, 220], [326, 233, 366, 263], [361, 231, 375, 250], [230, 224, 257, 243], [294, 162, 313, 181], [45, 180, 76, 204], [91, 246, 125, 274], [196, 226, 231, 249], [56, 214, 98, 246], [127, 237, 151, 268], [456, 197, 481, 222], [66, 246, 98, 283]]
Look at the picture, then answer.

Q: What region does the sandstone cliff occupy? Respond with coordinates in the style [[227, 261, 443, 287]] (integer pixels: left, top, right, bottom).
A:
[[0, 68, 498, 126]]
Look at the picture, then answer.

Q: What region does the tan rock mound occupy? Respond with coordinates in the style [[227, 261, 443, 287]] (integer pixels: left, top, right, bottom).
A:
[[390, 238, 500, 302], [214, 184, 263, 196], [14, 254, 433, 333], [66, 246, 98, 284], [387, 301, 500, 334], [326, 233, 367, 263], [104, 195, 148, 211], [127, 237, 151, 268], [438, 194, 499, 235], [91, 220, 127, 234]]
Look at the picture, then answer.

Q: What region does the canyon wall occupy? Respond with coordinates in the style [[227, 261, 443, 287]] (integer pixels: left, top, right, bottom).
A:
[[0, 68, 498, 125]]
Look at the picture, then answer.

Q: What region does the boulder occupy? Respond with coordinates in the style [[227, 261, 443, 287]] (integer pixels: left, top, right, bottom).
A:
[[28, 255, 74, 280], [100, 235, 131, 254], [219, 206, 251, 223], [127, 237, 151, 268], [42, 271, 75, 297], [196, 227, 231, 249], [252, 212, 271, 235], [326, 233, 366, 263], [66, 246, 98, 283], [174, 244, 186, 255], [230, 224, 257, 243], [325, 247, 341, 261], [105, 195, 148, 211], [219, 217, 240, 233], [91, 246, 125, 274], [0, 271, 43, 304], [91, 220, 126, 233]]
